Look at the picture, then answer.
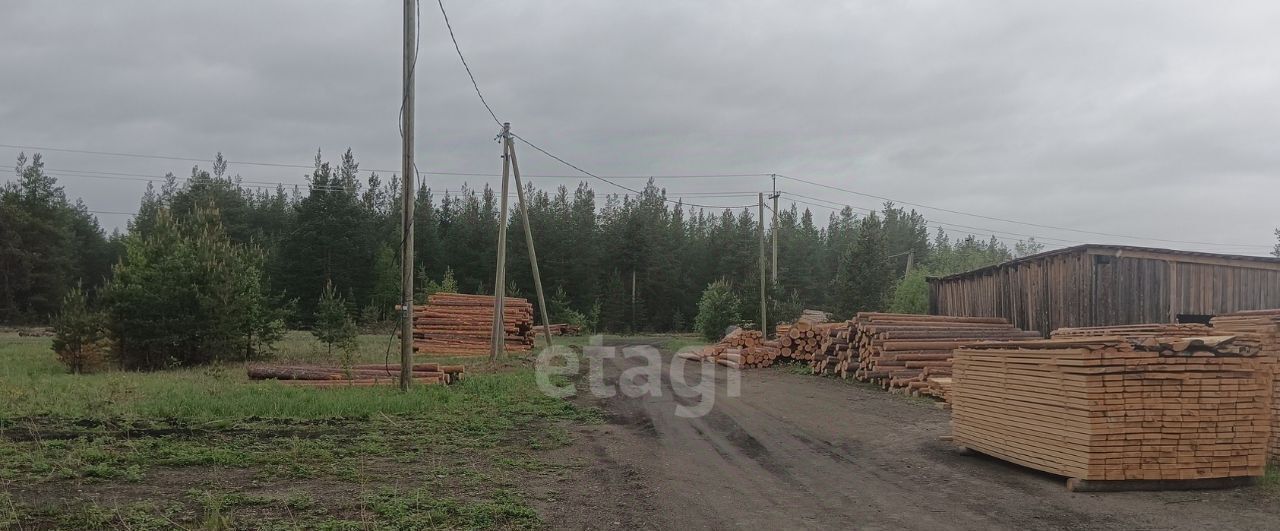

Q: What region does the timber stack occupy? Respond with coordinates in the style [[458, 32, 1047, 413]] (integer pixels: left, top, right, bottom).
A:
[[951, 335, 1273, 488], [682, 328, 782, 369], [845, 313, 1041, 395], [1052, 323, 1212, 339], [1212, 309, 1280, 459], [248, 363, 465, 387], [535, 323, 582, 337], [408, 293, 535, 355], [779, 319, 845, 363]]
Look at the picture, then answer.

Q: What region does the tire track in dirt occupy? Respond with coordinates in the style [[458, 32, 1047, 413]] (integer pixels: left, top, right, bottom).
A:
[[538, 337, 1280, 530]]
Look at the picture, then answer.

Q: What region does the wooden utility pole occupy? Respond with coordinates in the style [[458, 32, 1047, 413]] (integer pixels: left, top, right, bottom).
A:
[[399, 0, 416, 391], [905, 250, 915, 276], [490, 123, 512, 362], [631, 270, 637, 333], [758, 192, 767, 338], [770, 174, 779, 285], [505, 135, 554, 348]]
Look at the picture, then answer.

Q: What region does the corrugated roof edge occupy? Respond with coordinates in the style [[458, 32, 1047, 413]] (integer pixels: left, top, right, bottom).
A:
[[926, 244, 1280, 283]]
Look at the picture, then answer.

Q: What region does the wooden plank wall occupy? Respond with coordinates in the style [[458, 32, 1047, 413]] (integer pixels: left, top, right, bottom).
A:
[[929, 248, 1280, 335]]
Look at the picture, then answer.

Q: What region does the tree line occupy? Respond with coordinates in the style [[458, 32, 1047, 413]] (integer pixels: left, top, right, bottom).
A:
[[4, 149, 1064, 366]]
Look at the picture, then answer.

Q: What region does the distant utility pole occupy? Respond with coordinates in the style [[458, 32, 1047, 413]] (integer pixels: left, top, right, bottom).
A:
[[759, 192, 768, 337], [770, 174, 779, 285], [399, 0, 416, 391]]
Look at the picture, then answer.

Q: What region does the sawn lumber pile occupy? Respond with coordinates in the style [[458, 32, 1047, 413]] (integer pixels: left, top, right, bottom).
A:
[[1212, 309, 1280, 459], [1053, 323, 1212, 339], [248, 363, 465, 387], [408, 293, 534, 355], [838, 313, 1041, 397], [951, 336, 1273, 483]]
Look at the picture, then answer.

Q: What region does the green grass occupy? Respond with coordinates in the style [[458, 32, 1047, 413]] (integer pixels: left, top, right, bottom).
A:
[[0, 331, 601, 529], [1263, 463, 1280, 491]]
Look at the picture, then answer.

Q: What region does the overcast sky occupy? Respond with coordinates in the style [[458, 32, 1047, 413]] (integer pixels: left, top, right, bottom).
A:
[[2, 1, 1278, 255]]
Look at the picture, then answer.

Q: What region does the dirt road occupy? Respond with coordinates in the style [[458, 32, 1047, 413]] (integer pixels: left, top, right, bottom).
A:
[[536, 337, 1280, 530]]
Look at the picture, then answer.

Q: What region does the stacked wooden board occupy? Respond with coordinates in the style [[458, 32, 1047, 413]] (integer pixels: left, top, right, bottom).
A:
[[248, 363, 465, 387], [408, 293, 535, 355], [1212, 309, 1280, 460], [1053, 323, 1212, 339], [951, 336, 1273, 486], [842, 313, 1041, 395]]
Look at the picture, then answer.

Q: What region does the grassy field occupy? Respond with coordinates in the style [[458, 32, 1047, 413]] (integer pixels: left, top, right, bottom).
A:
[[0, 331, 605, 529]]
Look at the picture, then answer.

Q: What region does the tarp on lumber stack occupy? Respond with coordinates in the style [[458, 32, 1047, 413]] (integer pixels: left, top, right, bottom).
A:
[[1212, 309, 1280, 460], [951, 336, 1273, 483], [408, 292, 535, 356]]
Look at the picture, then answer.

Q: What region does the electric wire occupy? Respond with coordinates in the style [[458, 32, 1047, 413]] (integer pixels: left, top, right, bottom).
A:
[[437, 0, 502, 127], [776, 174, 1272, 250]]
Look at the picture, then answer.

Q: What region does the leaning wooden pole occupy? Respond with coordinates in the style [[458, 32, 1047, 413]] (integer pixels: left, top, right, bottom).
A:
[[490, 123, 512, 362], [398, 0, 416, 390], [506, 137, 554, 349]]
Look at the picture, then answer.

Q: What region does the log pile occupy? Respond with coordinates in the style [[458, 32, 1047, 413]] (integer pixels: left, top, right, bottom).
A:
[[1212, 309, 1280, 460], [247, 363, 465, 387], [408, 293, 535, 355], [921, 376, 953, 403], [779, 319, 845, 363], [534, 323, 582, 337], [951, 336, 1273, 484], [679, 328, 785, 369], [843, 313, 1041, 394]]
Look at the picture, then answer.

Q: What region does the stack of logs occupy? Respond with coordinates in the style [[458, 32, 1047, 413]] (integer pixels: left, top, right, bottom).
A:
[[248, 363, 465, 387], [806, 313, 1041, 402], [778, 319, 846, 362], [1211, 309, 1280, 460], [408, 293, 535, 355], [535, 323, 582, 337], [675, 328, 778, 369], [681, 328, 781, 369]]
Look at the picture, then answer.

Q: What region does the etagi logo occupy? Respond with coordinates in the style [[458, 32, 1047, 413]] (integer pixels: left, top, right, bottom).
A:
[[535, 336, 740, 418]]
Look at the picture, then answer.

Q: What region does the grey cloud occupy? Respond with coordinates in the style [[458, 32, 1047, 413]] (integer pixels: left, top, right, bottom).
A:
[[1, 0, 1276, 252]]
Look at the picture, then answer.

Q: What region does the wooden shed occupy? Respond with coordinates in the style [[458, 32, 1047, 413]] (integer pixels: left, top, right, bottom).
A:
[[927, 245, 1280, 335]]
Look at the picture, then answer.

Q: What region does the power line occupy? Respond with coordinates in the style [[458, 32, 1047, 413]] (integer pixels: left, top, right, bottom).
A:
[[2, 142, 770, 180], [512, 133, 755, 210], [781, 191, 1088, 246], [781, 192, 1270, 254], [35, 166, 765, 203], [776, 174, 1272, 250], [436, 0, 502, 127]]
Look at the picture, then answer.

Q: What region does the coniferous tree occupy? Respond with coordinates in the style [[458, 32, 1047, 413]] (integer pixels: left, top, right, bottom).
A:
[[51, 284, 106, 374], [694, 278, 742, 341], [313, 280, 357, 359], [104, 206, 278, 369]]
